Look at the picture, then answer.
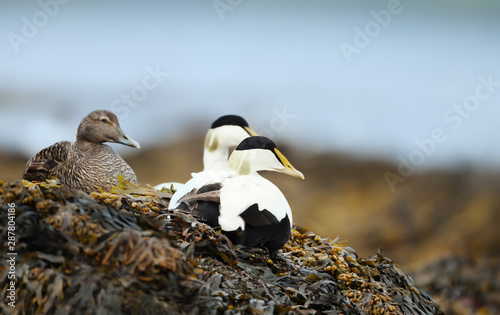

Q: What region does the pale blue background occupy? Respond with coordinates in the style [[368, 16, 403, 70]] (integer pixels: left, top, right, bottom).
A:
[[1, 0, 499, 169]]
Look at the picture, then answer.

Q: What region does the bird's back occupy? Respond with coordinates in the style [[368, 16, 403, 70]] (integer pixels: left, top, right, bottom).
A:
[[23, 141, 137, 193]]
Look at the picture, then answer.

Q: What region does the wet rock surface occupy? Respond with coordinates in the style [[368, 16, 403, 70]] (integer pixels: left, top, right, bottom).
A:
[[0, 179, 442, 314]]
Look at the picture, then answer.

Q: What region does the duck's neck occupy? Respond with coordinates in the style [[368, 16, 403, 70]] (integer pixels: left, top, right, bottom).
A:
[[203, 147, 229, 172], [75, 139, 106, 151], [227, 151, 261, 177]]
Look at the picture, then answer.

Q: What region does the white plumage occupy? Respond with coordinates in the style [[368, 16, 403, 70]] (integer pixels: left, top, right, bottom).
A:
[[219, 173, 292, 231], [163, 115, 257, 209]]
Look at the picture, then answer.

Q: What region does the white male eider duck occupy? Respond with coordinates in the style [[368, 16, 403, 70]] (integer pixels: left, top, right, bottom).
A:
[[23, 110, 140, 194], [175, 136, 304, 253], [158, 115, 258, 207]]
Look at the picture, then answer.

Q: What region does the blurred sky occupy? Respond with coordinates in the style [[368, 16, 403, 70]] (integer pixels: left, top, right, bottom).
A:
[[1, 0, 499, 169]]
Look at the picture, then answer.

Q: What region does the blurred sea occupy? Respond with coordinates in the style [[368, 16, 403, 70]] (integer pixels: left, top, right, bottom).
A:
[[1, 0, 499, 168]]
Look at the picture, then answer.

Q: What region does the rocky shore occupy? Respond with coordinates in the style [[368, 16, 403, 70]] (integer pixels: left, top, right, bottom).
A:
[[0, 179, 442, 314]]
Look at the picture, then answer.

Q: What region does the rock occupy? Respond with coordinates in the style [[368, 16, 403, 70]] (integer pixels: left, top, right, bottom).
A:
[[412, 255, 500, 314], [0, 179, 442, 314]]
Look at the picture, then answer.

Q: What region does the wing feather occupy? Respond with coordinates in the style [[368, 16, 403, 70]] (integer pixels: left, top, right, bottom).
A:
[[23, 141, 71, 181]]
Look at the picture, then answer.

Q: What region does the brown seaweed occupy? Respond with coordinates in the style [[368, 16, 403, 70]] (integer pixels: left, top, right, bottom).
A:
[[0, 179, 442, 314]]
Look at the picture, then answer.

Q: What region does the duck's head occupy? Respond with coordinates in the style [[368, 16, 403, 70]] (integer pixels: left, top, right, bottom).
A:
[[204, 115, 258, 153], [76, 110, 140, 148], [228, 136, 304, 179]]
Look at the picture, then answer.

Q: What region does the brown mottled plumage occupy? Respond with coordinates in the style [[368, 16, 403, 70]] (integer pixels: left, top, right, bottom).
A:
[[23, 110, 140, 193]]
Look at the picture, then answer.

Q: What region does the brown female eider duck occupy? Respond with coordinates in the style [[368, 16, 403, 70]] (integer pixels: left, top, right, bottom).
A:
[[23, 110, 140, 194]]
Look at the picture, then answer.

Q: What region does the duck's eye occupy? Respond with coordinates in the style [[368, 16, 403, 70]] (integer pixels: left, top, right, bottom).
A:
[[101, 118, 108, 123]]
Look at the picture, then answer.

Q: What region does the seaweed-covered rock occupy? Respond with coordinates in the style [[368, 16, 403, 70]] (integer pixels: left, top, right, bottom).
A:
[[411, 255, 500, 314], [0, 179, 442, 314]]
